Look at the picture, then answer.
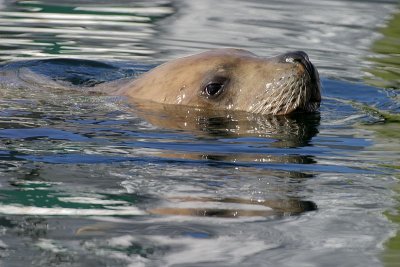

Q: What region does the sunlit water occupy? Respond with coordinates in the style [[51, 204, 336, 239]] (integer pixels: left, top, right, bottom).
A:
[[0, 0, 400, 266]]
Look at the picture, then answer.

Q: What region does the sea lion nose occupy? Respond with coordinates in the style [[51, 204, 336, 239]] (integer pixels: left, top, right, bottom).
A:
[[279, 51, 315, 79], [280, 51, 309, 63]]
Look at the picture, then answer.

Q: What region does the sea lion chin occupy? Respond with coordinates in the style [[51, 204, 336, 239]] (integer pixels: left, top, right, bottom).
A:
[[112, 48, 321, 115]]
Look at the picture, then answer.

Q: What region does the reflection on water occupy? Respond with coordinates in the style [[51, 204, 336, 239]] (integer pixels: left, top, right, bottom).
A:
[[0, 0, 398, 81], [0, 0, 174, 61], [0, 56, 397, 266], [366, 10, 400, 90], [0, 0, 399, 266]]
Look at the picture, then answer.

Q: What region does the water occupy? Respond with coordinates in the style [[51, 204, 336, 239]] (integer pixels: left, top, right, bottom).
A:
[[0, 0, 400, 266]]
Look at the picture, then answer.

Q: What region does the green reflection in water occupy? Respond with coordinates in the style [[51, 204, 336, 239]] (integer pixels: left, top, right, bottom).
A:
[[366, 10, 400, 90], [364, 7, 400, 265], [359, 122, 400, 266], [0, 181, 141, 211], [383, 181, 400, 267], [368, 121, 400, 267], [16, 1, 173, 18], [384, 219, 400, 266], [0, 0, 174, 60]]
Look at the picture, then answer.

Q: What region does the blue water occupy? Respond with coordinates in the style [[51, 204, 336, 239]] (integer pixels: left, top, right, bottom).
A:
[[0, 0, 399, 266]]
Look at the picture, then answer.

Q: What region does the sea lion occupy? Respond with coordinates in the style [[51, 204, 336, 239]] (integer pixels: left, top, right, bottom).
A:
[[1, 48, 321, 115], [108, 48, 321, 115]]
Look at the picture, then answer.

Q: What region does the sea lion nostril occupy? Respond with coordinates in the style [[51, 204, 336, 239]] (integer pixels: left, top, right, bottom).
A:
[[279, 51, 309, 63]]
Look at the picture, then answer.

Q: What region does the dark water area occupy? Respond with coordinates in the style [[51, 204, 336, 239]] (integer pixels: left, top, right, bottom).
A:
[[0, 0, 400, 266]]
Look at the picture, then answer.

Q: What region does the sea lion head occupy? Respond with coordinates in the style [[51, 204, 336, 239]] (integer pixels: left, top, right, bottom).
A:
[[121, 48, 321, 115]]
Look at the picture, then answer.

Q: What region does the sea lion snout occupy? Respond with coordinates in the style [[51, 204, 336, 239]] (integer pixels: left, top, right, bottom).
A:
[[270, 50, 321, 113]]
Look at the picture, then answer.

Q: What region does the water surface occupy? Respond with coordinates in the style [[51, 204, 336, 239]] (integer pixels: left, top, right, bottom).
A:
[[0, 0, 399, 266]]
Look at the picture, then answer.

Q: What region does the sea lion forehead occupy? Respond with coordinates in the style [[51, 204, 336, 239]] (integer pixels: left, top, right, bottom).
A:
[[198, 48, 257, 57], [171, 48, 262, 76], [189, 48, 259, 63]]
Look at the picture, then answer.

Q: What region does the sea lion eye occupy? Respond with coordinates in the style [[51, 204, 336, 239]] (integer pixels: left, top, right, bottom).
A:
[[205, 83, 224, 96], [202, 75, 229, 98]]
